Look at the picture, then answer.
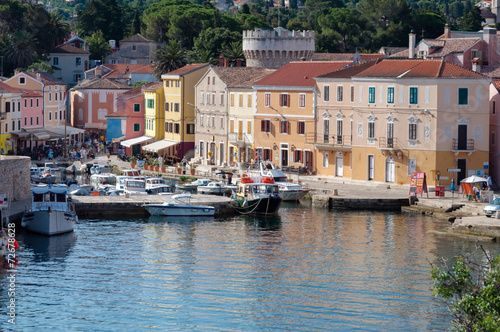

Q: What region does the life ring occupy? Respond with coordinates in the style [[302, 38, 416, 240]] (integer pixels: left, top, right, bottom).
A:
[[262, 177, 274, 184], [241, 177, 253, 183]]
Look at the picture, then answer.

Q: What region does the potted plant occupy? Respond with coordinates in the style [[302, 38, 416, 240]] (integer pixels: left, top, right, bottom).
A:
[[106, 152, 111, 159], [190, 166, 196, 175], [143, 159, 149, 170], [153, 159, 160, 172], [177, 164, 182, 174], [130, 156, 137, 168]]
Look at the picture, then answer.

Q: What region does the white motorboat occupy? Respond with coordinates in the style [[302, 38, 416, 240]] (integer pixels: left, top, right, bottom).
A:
[[175, 178, 212, 192], [66, 161, 86, 174], [144, 193, 215, 216], [21, 185, 77, 236], [232, 180, 282, 215], [248, 161, 309, 201], [124, 178, 174, 195], [32, 167, 57, 183], [197, 181, 237, 196], [44, 162, 63, 174], [90, 173, 117, 190]]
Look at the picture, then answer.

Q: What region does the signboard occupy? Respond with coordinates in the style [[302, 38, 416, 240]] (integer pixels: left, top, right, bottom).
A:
[[447, 168, 461, 172], [484, 162, 489, 170], [409, 172, 428, 197]]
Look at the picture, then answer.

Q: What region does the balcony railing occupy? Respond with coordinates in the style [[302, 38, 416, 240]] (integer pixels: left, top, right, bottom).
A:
[[306, 133, 351, 147], [452, 138, 474, 151], [379, 137, 399, 149], [228, 132, 252, 145]]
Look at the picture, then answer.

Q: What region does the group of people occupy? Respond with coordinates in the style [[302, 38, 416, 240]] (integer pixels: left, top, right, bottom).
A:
[[472, 174, 493, 202]]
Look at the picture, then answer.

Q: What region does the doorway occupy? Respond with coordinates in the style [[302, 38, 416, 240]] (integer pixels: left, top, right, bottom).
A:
[[280, 144, 289, 167], [385, 156, 395, 182], [336, 152, 343, 177], [368, 155, 374, 180], [457, 159, 467, 184], [458, 124, 467, 150]]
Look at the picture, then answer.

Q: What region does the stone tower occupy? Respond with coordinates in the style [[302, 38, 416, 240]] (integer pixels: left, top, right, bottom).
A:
[[242, 27, 315, 68]]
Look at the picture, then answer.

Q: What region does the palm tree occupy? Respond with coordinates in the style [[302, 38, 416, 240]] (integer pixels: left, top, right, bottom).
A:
[[189, 49, 217, 65], [3, 31, 37, 70], [221, 41, 244, 67], [152, 40, 188, 81], [47, 12, 70, 49]]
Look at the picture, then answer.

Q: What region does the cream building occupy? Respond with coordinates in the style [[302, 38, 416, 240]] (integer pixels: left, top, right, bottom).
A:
[[315, 58, 491, 187]]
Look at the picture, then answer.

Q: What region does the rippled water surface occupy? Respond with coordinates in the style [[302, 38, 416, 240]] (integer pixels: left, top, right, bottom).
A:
[[2, 204, 499, 331]]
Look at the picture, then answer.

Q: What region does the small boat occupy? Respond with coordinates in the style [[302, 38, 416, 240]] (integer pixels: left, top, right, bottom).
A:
[[33, 167, 58, 183], [21, 185, 78, 236], [232, 181, 282, 215], [144, 193, 215, 216], [197, 181, 237, 196], [175, 178, 212, 192], [90, 173, 117, 190], [124, 178, 174, 196], [247, 161, 309, 201], [44, 162, 63, 174]]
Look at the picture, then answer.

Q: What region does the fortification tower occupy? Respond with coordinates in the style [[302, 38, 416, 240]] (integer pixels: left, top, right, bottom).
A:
[[242, 27, 315, 68]]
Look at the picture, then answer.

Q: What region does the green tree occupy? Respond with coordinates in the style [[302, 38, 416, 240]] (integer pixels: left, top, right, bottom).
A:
[[152, 39, 188, 81], [86, 30, 112, 61], [221, 41, 244, 66], [77, 0, 123, 43], [2, 30, 37, 70], [189, 49, 217, 65], [317, 8, 368, 53], [457, 7, 484, 32], [131, 8, 141, 35], [134, 80, 149, 87], [413, 11, 446, 40], [430, 249, 500, 331], [239, 3, 250, 14], [26, 61, 54, 74], [193, 27, 241, 59], [0, 0, 27, 35]]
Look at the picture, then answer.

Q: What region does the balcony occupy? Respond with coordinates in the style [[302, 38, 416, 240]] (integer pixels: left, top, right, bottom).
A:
[[228, 132, 252, 146], [306, 133, 352, 151], [379, 137, 400, 150], [452, 138, 474, 151]]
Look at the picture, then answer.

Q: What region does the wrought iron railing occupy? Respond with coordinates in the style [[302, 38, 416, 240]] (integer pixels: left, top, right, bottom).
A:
[[452, 138, 474, 151]]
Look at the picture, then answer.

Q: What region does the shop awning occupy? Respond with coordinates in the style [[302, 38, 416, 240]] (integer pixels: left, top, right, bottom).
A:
[[112, 136, 126, 143], [33, 132, 50, 140], [120, 135, 154, 148], [45, 125, 85, 137], [141, 139, 179, 153]]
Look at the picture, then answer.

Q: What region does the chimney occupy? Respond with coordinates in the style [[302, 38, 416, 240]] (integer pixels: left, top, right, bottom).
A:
[[219, 54, 224, 67], [444, 24, 451, 38], [409, 30, 416, 59], [484, 27, 498, 67]]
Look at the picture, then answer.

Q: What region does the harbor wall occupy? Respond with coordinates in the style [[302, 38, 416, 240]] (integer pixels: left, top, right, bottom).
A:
[[0, 155, 31, 201]]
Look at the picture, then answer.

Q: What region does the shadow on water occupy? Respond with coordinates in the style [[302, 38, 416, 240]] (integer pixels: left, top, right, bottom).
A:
[[146, 215, 215, 224], [20, 231, 76, 262]]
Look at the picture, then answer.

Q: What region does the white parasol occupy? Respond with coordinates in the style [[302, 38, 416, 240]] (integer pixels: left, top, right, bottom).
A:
[[461, 175, 487, 183]]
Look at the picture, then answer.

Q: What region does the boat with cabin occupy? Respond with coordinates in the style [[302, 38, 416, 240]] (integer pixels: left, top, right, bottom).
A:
[[197, 181, 237, 196], [21, 184, 78, 236], [175, 178, 212, 192], [247, 161, 309, 201], [144, 193, 215, 216], [231, 180, 282, 215]]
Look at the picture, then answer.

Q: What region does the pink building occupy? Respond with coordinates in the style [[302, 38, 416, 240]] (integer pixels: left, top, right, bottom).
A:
[[21, 89, 43, 129], [70, 77, 131, 131]]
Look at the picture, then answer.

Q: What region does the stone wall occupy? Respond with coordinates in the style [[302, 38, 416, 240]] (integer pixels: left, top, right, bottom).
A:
[[0, 156, 31, 201]]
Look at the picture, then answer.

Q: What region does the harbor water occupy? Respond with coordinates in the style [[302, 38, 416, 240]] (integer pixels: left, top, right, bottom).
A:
[[2, 203, 499, 331]]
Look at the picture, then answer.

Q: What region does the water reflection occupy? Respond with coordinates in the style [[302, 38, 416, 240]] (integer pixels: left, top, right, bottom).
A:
[[20, 231, 76, 262], [2, 207, 500, 331]]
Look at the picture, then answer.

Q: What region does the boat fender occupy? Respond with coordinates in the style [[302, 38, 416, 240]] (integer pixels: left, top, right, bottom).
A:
[[8, 239, 19, 250], [21, 219, 27, 227]]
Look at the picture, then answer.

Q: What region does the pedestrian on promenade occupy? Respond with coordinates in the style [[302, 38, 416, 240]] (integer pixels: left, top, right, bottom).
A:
[[473, 185, 480, 202], [486, 174, 493, 190], [182, 156, 187, 169]]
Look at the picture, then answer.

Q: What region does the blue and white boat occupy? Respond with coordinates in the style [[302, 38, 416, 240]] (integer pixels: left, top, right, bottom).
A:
[[144, 193, 215, 216], [21, 185, 77, 236]]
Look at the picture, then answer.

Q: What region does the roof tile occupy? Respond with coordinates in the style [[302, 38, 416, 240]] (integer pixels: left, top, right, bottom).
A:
[[212, 67, 276, 88]]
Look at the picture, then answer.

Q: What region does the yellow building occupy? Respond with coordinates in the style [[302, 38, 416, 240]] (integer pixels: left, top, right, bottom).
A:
[[161, 64, 209, 160], [315, 58, 491, 187], [253, 62, 351, 173]]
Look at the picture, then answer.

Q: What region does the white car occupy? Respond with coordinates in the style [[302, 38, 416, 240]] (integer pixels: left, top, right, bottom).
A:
[[483, 197, 500, 217]]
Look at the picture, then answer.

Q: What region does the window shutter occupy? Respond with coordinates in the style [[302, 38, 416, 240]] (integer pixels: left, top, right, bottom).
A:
[[286, 94, 290, 107], [297, 121, 300, 134], [286, 120, 289, 133], [279, 95, 283, 107], [261, 120, 265, 132]]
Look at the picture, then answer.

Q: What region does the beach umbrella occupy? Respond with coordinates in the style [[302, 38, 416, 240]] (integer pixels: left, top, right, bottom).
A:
[[461, 175, 487, 183]]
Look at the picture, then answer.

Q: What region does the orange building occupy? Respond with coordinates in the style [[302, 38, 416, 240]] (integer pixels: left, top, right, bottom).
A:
[[253, 61, 351, 172]]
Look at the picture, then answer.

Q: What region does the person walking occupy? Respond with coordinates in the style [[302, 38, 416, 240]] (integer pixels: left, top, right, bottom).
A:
[[473, 185, 480, 202], [487, 174, 493, 190]]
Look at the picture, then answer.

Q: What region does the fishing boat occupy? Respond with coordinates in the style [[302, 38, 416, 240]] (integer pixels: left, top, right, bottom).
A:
[[144, 193, 215, 216], [21, 185, 78, 236], [247, 161, 309, 201], [231, 180, 282, 215]]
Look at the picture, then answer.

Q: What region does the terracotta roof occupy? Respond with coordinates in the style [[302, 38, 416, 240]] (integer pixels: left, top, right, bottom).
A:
[[479, 66, 500, 78], [354, 58, 487, 79], [317, 60, 378, 79], [20, 89, 41, 97], [120, 82, 157, 96], [51, 43, 90, 54], [162, 63, 210, 77], [142, 82, 163, 91], [254, 61, 352, 87], [23, 71, 65, 85], [492, 79, 500, 92], [73, 77, 132, 90], [391, 38, 481, 58], [481, 8, 496, 19], [120, 34, 155, 43], [0, 81, 22, 93], [100, 64, 155, 78], [212, 67, 275, 88], [312, 53, 384, 61]]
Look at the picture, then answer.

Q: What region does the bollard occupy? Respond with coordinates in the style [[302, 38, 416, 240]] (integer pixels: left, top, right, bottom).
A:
[[496, 210, 500, 219]]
